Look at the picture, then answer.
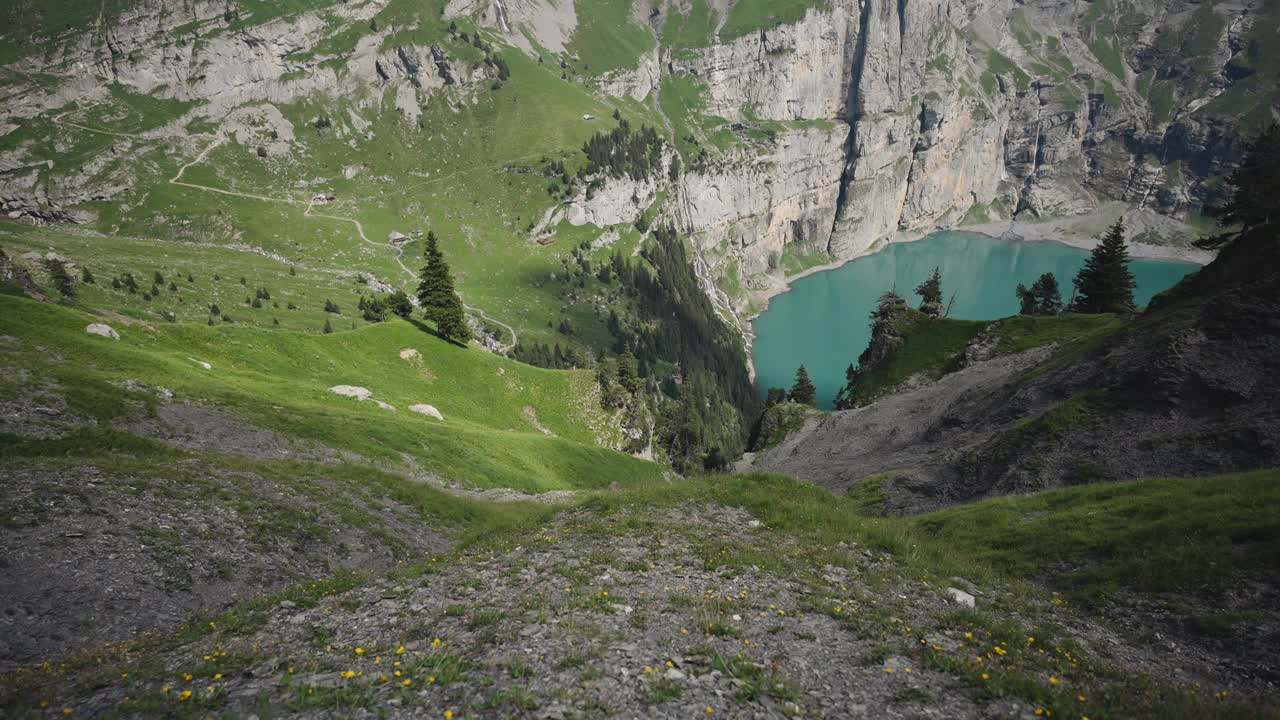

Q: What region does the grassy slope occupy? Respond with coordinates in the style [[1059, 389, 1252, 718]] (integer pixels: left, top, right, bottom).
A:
[[847, 312, 988, 405], [912, 470, 1280, 605], [65, 25, 662, 355], [569, 0, 656, 72], [848, 313, 1125, 406], [0, 294, 661, 491], [0, 224, 385, 333]]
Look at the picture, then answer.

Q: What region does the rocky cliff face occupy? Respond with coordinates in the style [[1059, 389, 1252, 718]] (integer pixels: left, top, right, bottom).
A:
[[663, 0, 1269, 313], [1, 0, 1271, 307]]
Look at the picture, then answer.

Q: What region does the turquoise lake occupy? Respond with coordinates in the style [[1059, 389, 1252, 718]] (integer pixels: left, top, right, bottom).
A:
[[751, 231, 1200, 409]]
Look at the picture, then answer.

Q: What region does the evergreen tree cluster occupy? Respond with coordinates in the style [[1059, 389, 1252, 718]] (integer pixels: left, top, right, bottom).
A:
[[1016, 273, 1063, 315], [832, 290, 908, 410], [609, 226, 756, 471], [513, 341, 586, 369], [41, 258, 75, 298], [914, 267, 943, 306], [358, 294, 388, 322], [582, 120, 665, 182]]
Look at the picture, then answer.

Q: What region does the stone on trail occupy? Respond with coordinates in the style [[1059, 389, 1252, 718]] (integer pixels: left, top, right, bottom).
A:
[[409, 404, 444, 421], [330, 385, 373, 401], [85, 323, 119, 340], [948, 587, 976, 608]]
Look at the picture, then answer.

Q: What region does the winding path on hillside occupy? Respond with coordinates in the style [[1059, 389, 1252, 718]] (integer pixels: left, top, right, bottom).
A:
[[50, 97, 519, 353]]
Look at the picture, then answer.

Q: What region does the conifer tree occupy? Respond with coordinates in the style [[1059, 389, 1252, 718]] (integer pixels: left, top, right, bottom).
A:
[[323, 318, 333, 334], [42, 258, 75, 298], [1016, 272, 1063, 315], [81, 267, 95, 284], [1072, 220, 1136, 314], [1198, 123, 1279, 249], [914, 267, 943, 307], [832, 363, 858, 409], [789, 365, 817, 407], [416, 231, 472, 343], [617, 346, 640, 395], [764, 387, 787, 408], [387, 289, 414, 319]]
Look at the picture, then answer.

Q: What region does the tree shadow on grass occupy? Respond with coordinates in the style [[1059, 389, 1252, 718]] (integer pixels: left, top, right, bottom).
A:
[[407, 316, 468, 348]]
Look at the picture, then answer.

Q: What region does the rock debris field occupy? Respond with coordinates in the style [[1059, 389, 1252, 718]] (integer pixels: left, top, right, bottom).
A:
[[4, 505, 1212, 719]]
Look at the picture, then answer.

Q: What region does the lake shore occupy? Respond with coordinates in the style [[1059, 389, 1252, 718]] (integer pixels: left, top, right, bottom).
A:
[[747, 215, 1203, 389], [744, 209, 1214, 323]]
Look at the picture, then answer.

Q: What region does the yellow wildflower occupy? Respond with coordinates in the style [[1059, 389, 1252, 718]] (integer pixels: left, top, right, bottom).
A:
[[981, 673, 989, 680], [180, 690, 193, 701], [444, 712, 453, 719], [355, 647, 365, 656], [403, 679, 413, 687], [396, 645, 406, 655]]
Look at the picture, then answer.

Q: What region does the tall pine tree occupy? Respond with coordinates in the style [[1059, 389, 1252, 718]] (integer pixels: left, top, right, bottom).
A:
[[617, 346, 640, 395], [789, 365, 817, 407], [416, 231, 472, 344], [1072, 220, 1136, 314]]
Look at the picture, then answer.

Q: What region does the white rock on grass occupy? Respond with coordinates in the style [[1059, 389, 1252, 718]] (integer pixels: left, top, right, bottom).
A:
[[85, 323, 119, 340], [374, 400, 397, 411], [329, 385, 373, 401], [409, 404, 444, 421], [947, 587, 976, 608], [399, 348, 419, 360], [188, 357, 212, 370]]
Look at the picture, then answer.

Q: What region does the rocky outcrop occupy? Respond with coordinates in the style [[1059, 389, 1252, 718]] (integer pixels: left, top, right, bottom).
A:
[[673, 3, 858, 122], [678, 124, 848, 283]]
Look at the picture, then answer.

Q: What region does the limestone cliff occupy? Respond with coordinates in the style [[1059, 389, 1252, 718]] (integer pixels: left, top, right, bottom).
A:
[[1, 0, 1272, 311]]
